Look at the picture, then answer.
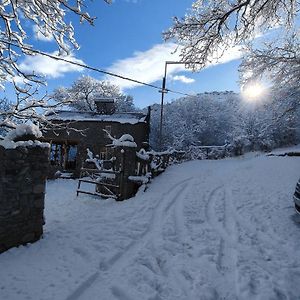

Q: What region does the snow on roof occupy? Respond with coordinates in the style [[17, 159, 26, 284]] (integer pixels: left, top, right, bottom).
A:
[[46, 110, 147, 124]]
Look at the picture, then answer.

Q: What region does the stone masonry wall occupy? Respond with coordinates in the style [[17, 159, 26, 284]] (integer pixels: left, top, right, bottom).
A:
[[0, 144, 49, 253]]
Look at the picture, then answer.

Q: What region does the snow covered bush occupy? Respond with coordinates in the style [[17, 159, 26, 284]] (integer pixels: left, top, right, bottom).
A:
[[227, 136, 250, 156], [185, 146, 207, 160]]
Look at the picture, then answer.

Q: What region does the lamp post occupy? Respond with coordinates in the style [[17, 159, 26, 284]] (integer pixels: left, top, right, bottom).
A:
[[159, 61, 194, 150]]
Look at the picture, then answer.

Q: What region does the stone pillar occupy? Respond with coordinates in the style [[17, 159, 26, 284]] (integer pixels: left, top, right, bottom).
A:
[[0, 144, 49, 253]]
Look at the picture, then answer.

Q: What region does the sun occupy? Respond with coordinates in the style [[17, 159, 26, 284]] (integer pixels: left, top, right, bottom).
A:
[[241, 82, 266, 101]]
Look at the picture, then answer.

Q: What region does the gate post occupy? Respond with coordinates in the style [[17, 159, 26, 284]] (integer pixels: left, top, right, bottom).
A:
[[118, 147, 136, 200]]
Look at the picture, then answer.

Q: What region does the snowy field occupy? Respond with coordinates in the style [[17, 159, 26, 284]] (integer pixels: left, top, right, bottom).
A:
[[0, 153, 300, 300]]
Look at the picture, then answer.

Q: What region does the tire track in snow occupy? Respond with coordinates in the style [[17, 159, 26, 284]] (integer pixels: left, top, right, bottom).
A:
[[223, 182, 293, 299], [162, 181, 196, 300], [225, 175, 300, 273], [65, 177, 193, 300], [205, 186, 229, 242], [107, 178, 193, 299], [216, 183, 295, 300], [173, 183, 191, 245], [65, 272, 100, 300], [106, 177, 193, 272], [224, 187, 240, 298], [105, 179, 193, 299], [205, 184, 240, 298], [224, 185, 294, 299]]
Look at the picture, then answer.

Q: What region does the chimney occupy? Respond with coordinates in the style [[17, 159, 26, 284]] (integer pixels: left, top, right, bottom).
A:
[[94, 96, 116, 115]]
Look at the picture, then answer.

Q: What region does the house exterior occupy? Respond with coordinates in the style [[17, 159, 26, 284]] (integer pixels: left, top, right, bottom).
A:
[[42, 100, 150, 177]]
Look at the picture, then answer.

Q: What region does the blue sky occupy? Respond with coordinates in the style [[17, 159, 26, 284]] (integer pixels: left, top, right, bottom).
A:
[[4, 0, 242, 108]]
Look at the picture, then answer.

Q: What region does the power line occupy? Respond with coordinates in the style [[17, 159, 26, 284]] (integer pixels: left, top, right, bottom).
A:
[[1, 40, 194, 98]]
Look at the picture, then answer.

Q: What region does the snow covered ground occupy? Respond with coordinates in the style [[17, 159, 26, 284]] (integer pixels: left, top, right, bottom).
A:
[[268, 144, 300, 156], [0, 153, 300, 300]]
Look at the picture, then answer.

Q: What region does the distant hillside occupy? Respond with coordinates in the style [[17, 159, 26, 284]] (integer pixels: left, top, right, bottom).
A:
[[147, 90, 299, 153]]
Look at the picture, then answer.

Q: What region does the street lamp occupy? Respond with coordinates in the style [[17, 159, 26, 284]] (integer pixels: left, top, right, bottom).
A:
[[159, 61, 194, 150]]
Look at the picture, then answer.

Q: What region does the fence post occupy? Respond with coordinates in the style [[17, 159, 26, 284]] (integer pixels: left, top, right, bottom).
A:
[[117, 147, 137, 200]]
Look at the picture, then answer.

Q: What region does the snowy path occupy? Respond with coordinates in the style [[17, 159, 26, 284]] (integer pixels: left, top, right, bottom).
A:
[[0, 154, 300, 300]]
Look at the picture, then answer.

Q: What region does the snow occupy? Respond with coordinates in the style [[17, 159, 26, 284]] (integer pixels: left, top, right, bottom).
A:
[[0, 123, 49, 149], [86, 148, 103, 170], [128, 174, 151, 184], [46, 110, 147, 124], [136, 148, 150, 161], [0, 153, 300, 299], [0, 139, 50, 149], [5, 123, 42, 141], [105, 132, 137, 148], [111, 134, 137, 148], [268, 144, 300, 156]]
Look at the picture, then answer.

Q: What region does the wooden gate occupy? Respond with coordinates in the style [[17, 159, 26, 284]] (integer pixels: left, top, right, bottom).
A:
[[76, 166, 121, 199], [76, 146, 136, 200], [76, 144, 185, 201]]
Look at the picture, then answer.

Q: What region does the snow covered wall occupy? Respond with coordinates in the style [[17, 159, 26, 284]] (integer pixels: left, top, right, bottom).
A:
[[0, 144, 49, 253]]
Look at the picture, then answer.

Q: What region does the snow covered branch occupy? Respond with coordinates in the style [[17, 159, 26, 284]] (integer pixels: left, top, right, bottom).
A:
[[103, 130, 137, 148], [0, 0, 111, 89], [240, 33, 300, 91], [164, 0, 298, 70]]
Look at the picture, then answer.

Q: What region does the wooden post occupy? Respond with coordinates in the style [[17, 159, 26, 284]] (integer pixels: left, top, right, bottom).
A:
[[119, 149, 125, 200], [118, 147, 137, 200]]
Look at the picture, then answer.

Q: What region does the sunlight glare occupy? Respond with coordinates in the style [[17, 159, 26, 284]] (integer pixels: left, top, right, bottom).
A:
[[241, 82, 266, 101]]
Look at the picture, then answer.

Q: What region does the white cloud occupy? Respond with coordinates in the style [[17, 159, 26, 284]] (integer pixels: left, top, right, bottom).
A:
[[106, 42, 242, 90], [19, 51, 84, 78], [33, 25, 54, 42], [208, 45, 242, 65], [171, 75, 195, 84], [106, 43, 185, 89]]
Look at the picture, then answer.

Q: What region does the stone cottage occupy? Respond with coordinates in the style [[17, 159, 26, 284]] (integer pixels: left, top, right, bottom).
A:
[[43, 99, 150, 177]]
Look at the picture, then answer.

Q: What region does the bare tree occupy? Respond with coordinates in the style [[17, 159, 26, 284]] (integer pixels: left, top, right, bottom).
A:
[[52, 76, 136, 113], [53, 76, 120, 112], [0, 87, 79, 135], [0, 97, 12, 134], [0, 1, 112, 132], [164, 0, 298, 71], [0, 0, 111, 87], [240, 33, 300, 91]]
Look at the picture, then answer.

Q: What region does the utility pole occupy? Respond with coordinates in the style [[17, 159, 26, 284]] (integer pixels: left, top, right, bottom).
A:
[[159, 61, 195, 151], [159, 61, 168, 151]]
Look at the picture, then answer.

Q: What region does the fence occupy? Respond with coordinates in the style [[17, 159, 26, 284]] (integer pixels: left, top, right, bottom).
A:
[[185, 144, 229, 160], [76, 141, 185, 201]]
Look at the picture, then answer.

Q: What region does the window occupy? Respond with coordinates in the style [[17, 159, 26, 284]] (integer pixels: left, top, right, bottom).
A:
[[50, 141, 78, 170], [99, 146, 108, 160]]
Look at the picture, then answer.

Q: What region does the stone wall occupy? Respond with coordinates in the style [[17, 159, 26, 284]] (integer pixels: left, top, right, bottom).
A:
[[0, 144, 49, 253]]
